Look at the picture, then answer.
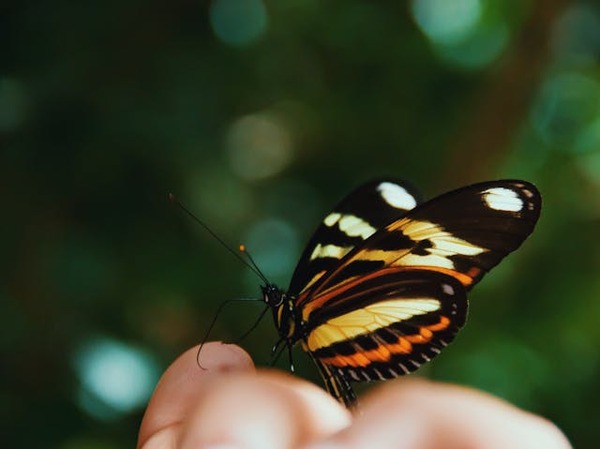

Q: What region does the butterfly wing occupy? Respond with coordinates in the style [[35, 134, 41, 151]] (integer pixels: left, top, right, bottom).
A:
[[288, 179, 421, 296], [292, 180, 541, 405], [301, 269, 467, 381], [298, 180, 541, 310]]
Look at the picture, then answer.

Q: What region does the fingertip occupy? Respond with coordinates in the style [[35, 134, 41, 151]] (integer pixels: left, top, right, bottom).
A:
[[138, 343, 255, 448], [178, 371, 350, 449], [340, 379, 573, 449], [500, 412, 573, 449], [196, 342, 255, 373], [259, 370, 352, 434], [149, 343, 255, 407]]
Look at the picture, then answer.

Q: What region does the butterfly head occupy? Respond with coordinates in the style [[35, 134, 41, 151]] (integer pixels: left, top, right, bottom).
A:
[[261, 283, 284, 306]]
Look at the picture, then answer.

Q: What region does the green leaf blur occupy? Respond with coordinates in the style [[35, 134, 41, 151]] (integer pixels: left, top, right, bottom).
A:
[[2, 0, 598, 447]]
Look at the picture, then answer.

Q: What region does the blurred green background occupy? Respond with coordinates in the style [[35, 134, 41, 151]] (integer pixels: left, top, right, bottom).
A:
[[2, 0, 599, 447]]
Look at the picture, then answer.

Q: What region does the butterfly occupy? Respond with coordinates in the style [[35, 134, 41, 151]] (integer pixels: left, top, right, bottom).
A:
[[261, 179, 541, 408]]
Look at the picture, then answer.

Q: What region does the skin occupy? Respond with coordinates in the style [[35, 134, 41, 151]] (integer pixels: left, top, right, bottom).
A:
[[137, 343, 572, 449]]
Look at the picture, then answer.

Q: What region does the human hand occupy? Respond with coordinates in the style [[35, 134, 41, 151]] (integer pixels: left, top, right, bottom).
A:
[[137, 343, 571, 449]]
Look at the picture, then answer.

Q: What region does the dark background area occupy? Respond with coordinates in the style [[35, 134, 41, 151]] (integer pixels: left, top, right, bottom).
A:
[[2, 0, 599, 447]]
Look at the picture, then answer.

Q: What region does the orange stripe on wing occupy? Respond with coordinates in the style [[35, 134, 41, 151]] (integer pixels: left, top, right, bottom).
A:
[[299, 267, 400, 318], [299, 265, 472, 320], [318, 316, 451, 368], [405, 266, 476, 287]]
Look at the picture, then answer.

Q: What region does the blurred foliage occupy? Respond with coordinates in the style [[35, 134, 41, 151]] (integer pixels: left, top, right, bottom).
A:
[[2, 0, 600, 447]]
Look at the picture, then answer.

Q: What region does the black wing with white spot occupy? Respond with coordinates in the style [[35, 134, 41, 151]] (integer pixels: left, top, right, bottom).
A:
[[288, 179, 421, 297], [300, 179, 541, 308], [294, 180, 540, 403]]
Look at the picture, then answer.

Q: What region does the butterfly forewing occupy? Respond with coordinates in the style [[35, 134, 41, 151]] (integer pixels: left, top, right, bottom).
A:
[[288, 179, 420, 296], [301, 180, 541, 307]]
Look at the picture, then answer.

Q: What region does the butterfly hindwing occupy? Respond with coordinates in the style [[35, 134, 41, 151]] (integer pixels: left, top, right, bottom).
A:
[[301, 269, 467, 382], [288, 179, 421, 296]]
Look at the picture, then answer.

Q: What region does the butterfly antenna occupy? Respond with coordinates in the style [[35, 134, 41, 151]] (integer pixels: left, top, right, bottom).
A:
[[238, 245, 269, 285], [168, 193, 266, 283]]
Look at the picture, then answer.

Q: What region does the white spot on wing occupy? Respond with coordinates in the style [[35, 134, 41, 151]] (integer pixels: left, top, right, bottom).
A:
[[377, 182, 417, 210], [483, 187, 524, 212], [323, 212, 377, 239], [373, 368, 385, 380], [442, 283, 455, 295], [522, 188, 534, 198], [338, 214, 377, 239], [349, 370, 360, 381], [398, 363, 409, 374], [323, 212, 341, 226], [309, 243, 353, 261]]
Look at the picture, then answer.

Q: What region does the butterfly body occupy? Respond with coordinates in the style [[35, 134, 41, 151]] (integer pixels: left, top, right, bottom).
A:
[[263, 284, 301, 344], [260, 179, 541, 408]]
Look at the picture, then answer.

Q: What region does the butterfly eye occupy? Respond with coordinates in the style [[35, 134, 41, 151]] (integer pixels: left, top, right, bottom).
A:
[[262, 284, 284, 307]]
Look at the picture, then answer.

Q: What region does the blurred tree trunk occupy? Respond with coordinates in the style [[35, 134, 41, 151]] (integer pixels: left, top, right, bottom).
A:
[[442, 0, 571, 186]]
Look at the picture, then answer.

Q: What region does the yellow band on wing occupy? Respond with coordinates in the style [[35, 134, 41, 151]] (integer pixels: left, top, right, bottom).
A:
[[306, 297, 441, 351]]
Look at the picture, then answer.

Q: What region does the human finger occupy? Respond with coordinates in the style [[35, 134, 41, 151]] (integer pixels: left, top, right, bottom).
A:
[[177, 369, 351, 449], [137, 342, 254, 449], [304, 378, 571, 449]]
